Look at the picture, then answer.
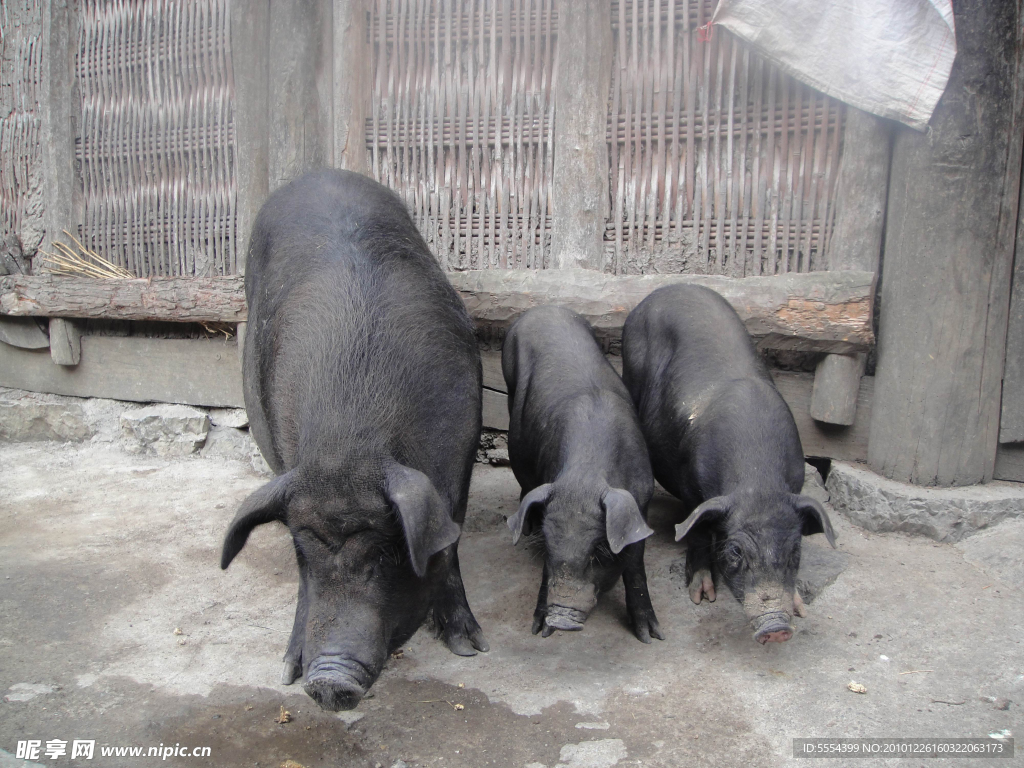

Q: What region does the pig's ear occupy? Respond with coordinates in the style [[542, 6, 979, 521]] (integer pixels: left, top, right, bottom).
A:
[[386, 464, 462, 578], [508, 483, 553, 545], [602, 488, 654, 554], [221, 472, 293, 569], [792, 494, 837, 548], [674, 495, 731, 542]]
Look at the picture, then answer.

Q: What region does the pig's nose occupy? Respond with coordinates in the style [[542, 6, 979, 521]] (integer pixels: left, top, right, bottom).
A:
[[303, 656, 373, 711], [751, 610, 793, 644]]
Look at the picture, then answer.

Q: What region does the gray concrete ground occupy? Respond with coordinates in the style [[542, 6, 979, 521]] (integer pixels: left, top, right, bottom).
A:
[[1, 441, 1021, 768]]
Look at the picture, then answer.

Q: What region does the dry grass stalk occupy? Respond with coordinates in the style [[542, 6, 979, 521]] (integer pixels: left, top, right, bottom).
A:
[[38, 230, 135, 279]]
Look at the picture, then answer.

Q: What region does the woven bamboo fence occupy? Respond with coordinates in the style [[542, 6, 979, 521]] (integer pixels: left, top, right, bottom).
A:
[[0, 0, 44, 257], [607, 0, 844, 276], [369, 0, 558, 271], [76, 0, 237, 278]]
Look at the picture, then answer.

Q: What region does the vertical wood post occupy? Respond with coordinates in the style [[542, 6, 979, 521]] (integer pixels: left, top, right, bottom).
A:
[[49, 318, 81, 365], [812, 107, 893, 425], [869, 0, 1024, 486], [333, 0, 370, 173], [1000, 169, 1024, 444], [268, 0, 336, 191], [232, 0, 271, 274], [39, 0, 77, 266], [549, 0, 612, 271]]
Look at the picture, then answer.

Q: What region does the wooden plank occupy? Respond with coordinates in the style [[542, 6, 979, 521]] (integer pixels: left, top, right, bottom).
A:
[[994, 444, 1024, 483], [548, 0, 611, 270], [450, 268, 875, 352], [48, 318, 81, 366], [810, 352, 866, 426], [482, 386, 509, 432], [0, 336, 244, 408], [869, 0, 1024, 486], [1000, 109, 1024, 442], [0, 275, 247, 323]]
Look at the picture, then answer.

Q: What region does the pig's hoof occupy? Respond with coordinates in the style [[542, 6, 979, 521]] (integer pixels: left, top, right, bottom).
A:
[[531, 611, 546, 635], [688, 569, 716, 605], [793, 590, 807, 618], [630, 611, 665, 644], [540, 623, 556, 638], [441, 612, 489, 656], [281, 659, 302, 685]]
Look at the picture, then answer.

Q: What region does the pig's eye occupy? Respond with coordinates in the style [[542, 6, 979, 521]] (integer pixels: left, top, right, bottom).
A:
[[723, 542, 743, 568]]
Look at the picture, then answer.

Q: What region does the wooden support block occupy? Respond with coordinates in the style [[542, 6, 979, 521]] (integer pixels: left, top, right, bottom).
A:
[[0, 316, 49, 349], [482, 388, 509, 432], [48, 317, 81, 365], [810, 353, 866, 426], [236, 321, 247, 363]]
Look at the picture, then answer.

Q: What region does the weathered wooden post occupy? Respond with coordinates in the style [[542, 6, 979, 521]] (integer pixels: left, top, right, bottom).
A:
[[868, 0, 1023, 486], [812, 107, 892, 425], [333, 0, 370, 173], [549, 0, 612, 271]]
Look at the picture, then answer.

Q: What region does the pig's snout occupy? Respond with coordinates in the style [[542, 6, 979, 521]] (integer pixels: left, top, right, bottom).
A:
[[750, 610, 794, 644], [303, 656, 375, 711], [545, 605, 589, 631], [545, 577, 598, 632]]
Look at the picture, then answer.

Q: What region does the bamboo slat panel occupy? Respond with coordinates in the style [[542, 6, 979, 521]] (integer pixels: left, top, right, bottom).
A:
[[75, 0, 236, 277], [369, 0, 557, 271], [0, 0, 44, 258], [607, 0, 845, 276]]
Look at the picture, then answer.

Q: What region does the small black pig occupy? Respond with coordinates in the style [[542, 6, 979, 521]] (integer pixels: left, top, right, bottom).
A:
[[621, 284, 835, 644], [221, 169, 487, 711], [503, 305, 663, 643]]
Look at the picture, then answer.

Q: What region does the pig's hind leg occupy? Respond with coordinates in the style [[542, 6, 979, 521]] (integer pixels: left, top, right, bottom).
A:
[[685, 527, 717, 605], [281, 562, 310, 684], [622, 541, 664, 643], [433, 547, 490, 656]]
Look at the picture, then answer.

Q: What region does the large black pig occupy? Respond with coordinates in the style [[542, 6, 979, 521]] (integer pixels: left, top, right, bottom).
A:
[[621, 284, 835, 644], [503, 306, 663, 643], [220, 169, 487, 711]]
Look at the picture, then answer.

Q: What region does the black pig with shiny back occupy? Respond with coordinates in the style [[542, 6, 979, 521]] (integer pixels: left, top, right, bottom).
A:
[[621, 284, 835, 644], [221, 169, 487, 711], [503, 306, 663, 643]]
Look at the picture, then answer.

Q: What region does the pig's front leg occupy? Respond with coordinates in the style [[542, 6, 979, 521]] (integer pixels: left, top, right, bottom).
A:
[[432, 546, 489, 656], [621, 540, 664, 643], [685, 527, 717, 605], [532, 563, 555, 637], [282, 558, 309, 685]]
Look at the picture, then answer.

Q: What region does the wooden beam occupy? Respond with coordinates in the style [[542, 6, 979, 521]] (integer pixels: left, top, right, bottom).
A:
[[0, 270, 874, 352], [0, 335, 244, 408], [0, 275, 247, 323], [450, 269, 875, 352], [549, 0, 612, 270], [869, 0, 1024, 486]]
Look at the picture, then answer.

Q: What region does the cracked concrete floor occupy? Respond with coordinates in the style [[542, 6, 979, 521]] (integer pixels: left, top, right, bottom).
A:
[[0, 441, 1021, 768]]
